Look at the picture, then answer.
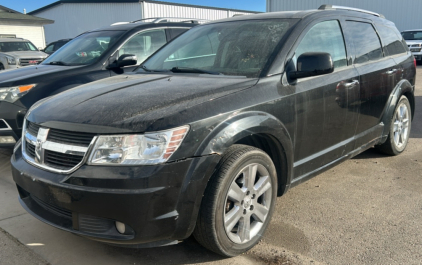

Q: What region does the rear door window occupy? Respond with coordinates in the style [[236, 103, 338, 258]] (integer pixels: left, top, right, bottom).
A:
[[295, 20, 347, 68], [345, 21, 383, 64]]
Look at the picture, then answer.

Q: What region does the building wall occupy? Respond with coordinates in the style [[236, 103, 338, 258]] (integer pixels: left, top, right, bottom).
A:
[[35, 3, 142, 44], [0, 21, 46, 47], [266, 0, 421, 31], [32, 2, 257, 44]]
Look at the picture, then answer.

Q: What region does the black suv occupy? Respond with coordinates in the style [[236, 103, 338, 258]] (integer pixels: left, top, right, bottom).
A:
[[42, 39, 72, 55], [11, 6, 415, 257], [0, 18, 198, 147]]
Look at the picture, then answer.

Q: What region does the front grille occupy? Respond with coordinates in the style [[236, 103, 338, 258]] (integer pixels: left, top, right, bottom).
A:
[[26, 142, 36, 158], [44, 149, 84, 170], [47, 128, 96, 147], [19, 58, 43, 66], [27, 121, 40, 136], [30, 194, 72, 219], [0, 119, 9, 129]]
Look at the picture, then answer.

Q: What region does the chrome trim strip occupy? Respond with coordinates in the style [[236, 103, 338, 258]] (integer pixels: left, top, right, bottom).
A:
[[21, 120, 98, 174], [0, 119, 12, 131]]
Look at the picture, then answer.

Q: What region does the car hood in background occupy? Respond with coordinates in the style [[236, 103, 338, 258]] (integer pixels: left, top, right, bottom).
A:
[[27, 73, 258, 133], [2, 51, 48, 59]]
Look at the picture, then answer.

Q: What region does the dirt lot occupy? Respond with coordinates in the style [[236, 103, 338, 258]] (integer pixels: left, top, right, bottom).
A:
[[0, 67, 421, 265]]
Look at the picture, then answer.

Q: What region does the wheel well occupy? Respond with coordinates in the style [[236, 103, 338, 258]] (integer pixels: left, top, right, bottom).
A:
[[403, 91, 415, 120], [234, 134, 288, 196]]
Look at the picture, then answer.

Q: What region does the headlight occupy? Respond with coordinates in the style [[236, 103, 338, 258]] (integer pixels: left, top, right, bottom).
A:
[[0, 84, 36, 103], [5, 56, 16, 65], [88, 125, 189, 165]]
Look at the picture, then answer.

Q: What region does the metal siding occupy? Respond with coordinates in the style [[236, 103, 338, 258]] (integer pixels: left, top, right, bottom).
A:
[[267, 0, 422, 31], [0, 23, 46, 47], [33, 3, 142, 44]]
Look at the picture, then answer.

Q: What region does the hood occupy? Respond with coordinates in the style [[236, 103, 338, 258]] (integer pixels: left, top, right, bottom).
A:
[[28, 73, 257, 133], [2, 51, 48, 59], [0, 64, 83, 85], [404, 40, 422, 45]]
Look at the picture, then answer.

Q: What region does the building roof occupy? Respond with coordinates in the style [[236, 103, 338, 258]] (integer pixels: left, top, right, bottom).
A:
[[28, 0, 260, 15], [0, 5, 54, 24]]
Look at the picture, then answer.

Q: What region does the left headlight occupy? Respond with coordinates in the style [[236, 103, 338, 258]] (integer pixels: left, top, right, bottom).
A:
[[88, 125, 190, 165], [5, 56, 16, 65], [0, 84, 36, 103]]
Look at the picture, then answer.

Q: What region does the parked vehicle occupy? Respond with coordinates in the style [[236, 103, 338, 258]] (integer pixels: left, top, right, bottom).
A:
[[401, 29, 422, 62], [0, 38, 48, 70], [42, 39, 72, 55], [11, 6, 415, 257], [0, 18, 199, 147]]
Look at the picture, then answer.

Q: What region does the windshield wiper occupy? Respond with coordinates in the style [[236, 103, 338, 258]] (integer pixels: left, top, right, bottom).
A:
[[170, 67, 221, 75], [47, 61, 69, 66]]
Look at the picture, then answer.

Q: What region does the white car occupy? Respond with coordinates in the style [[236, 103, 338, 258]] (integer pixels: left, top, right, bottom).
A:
[[0, 38, 48, 70], [401, 29, 422, 61]]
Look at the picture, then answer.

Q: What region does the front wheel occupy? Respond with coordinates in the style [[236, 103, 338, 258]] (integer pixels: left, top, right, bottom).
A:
[[0, 64, 4, 70], [193, 145, 277, 257], [376, 95, 411, 155]]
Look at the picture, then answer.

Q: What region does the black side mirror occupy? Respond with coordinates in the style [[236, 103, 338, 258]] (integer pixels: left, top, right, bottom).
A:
[[288, 52, 334, 79], [108, 54, 137, 69]]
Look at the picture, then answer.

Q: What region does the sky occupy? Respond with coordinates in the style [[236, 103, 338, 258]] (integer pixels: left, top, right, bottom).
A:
[[1, 0, 266, 13]]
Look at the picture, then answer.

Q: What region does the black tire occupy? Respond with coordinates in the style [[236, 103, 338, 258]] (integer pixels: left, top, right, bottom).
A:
[[376, 96, 411, 155], [193, 144, 277, 257], [0, 64, 4, 70]]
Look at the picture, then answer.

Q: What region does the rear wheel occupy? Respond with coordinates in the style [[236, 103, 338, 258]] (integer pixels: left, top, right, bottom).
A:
[[376, 96, 411, 155], [0, 63, 4, 70], [193, 145, 277, 257]]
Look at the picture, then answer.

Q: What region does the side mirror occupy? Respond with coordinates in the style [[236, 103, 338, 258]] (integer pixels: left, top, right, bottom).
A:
[[288, 52, 334, 79], [108, 54, 137, 69]]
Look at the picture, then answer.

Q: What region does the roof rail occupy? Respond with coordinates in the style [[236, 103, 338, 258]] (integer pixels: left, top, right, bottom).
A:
[[318, 5, 385, 18], [130, 17, 209, 24], [110, 22, 130, 26]]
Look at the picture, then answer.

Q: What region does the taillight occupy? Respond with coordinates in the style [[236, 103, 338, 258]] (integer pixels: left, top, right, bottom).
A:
[[414, 57, 417, 68]]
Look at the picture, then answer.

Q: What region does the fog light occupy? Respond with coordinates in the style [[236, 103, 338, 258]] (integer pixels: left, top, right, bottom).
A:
[[115, 221, 126, 234], [0, 136, 16, 144]]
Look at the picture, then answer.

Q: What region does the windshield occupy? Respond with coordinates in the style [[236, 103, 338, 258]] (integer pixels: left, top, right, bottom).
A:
[[43, 31, 125, 66], [402, 31, 422, 40], [0, 41, 38, 52], [141, 19, 293, 77]]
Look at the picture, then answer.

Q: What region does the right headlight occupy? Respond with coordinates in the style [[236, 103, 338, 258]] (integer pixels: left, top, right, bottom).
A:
[[88, 125, 189, 165], [5, 55, 16, 65]]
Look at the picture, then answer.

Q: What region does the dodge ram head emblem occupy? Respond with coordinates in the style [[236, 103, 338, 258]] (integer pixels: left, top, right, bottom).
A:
[[34, 128, 49, 164]]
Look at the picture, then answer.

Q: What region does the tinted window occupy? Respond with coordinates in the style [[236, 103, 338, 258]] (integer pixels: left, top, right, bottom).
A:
[[346, 21, 382, 64], [376, 25, 407, 56], [169, 28, 189, 39], [295, 20, 347, 68], [0, 42, 37, 52], [118, 29, 166, 64], [44, 43, 55, 53], [54, 41, 67, 51]]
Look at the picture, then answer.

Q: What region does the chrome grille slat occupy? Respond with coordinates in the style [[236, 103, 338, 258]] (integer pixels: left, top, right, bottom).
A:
[[19, 58, 43, 66], [27, 121, 41, 136], [47, 129, 96, 147]]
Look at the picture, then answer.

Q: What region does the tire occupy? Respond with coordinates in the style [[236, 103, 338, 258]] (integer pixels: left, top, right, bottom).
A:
[[193, 144, 277, 257], [376, 95, 411, 155], [0, 64, 4, 70]]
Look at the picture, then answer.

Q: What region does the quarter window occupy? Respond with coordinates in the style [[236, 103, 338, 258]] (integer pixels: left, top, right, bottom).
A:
[[118, 29, 166, 64], [376, 25, 407, 56], [345, 21, 383, 64], [295, 20, 347, 68]]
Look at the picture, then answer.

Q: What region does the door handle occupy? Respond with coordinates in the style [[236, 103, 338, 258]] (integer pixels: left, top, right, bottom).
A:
[[344, 80, 359, 88], [386, 69, 398, 75]]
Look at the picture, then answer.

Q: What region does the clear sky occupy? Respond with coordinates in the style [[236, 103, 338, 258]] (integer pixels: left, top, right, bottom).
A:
[[1, 0, 266, 13]]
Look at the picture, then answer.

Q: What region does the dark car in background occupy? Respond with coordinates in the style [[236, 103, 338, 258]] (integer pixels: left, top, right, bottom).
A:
[[0, 18, 199, 147], [11, 6, 415, 257], [42, 39, 72, 55]]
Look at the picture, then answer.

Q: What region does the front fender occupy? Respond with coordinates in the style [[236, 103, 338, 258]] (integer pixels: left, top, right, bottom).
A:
[[380, 79, 414, 142]]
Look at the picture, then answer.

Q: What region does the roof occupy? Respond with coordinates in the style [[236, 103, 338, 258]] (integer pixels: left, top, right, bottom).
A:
[[0, 5, 54, 24], [28, 0, 260, 15], [0, 37, 30, 42]]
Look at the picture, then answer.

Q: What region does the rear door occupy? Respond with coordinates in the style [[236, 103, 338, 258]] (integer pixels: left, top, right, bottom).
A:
[[343, 20, 399, 148]]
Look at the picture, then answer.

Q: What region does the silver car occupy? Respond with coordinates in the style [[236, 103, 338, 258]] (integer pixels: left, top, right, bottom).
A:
[[0, 38, 48, 70], [401, 29, 422, 61]]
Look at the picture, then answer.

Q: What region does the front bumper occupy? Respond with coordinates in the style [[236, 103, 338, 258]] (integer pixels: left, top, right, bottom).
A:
[[0, 102, 26, 147], [11, 146, 220, 246], [411, 51, 422, 60]]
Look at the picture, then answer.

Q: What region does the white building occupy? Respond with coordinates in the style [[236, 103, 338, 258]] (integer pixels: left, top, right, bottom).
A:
[[266, 0, 422, 32], [0, 5, 53, 48], [29, 0, 259, 44]]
